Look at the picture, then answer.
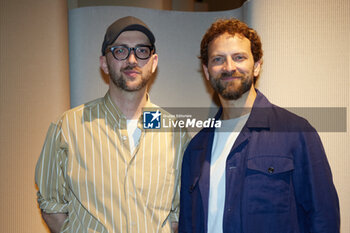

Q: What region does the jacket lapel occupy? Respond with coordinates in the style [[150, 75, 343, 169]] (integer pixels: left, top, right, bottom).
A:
[[193, 127, 214, 231], [232, 89, 272, 151]]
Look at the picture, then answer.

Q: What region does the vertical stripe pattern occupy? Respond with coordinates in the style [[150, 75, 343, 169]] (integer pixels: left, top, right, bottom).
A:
[[35, 92, 189, 233]]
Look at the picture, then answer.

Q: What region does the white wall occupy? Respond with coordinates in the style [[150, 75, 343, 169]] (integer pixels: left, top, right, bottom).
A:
[[245, 1, 349, 231], [70, 2, 349, 232], [68, 6, 242, 108]]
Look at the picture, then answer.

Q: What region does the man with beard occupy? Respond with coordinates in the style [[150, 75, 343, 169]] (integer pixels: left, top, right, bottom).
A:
[[35, 16, 189, 233], [178, 18, 339, 233]]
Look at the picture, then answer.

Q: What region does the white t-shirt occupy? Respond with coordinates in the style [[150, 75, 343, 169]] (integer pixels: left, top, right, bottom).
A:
[[126, 119, 141, 154], [207, 113, 250, 233]]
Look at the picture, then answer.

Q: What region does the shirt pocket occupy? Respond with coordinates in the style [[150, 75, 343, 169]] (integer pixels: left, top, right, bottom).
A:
[[245, 156, 294, 214]]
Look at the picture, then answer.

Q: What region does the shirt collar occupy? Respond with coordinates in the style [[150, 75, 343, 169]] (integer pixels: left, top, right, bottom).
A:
[[103, 91, 154, 128]]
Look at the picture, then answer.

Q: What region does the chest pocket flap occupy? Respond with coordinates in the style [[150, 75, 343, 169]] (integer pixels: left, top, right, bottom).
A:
[[247, 156, 294, 175], [245, 156, 294, 214]]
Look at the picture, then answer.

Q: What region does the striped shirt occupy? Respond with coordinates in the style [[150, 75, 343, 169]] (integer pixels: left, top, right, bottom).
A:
[[35, 92, 189, 233]]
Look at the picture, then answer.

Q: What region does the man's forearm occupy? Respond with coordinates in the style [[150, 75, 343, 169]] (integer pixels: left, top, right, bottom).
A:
[[41, 210, 67, 233]]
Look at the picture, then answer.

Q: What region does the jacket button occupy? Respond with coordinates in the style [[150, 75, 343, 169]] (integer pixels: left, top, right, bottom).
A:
[[268, 167, 274, 174]]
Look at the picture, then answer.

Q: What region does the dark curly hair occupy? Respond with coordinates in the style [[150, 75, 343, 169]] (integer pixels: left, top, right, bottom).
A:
[[200, 18, 263, 67]]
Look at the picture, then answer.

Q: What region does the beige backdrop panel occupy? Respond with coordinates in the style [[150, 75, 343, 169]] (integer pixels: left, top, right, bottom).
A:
[[0, 0, 70, 232]]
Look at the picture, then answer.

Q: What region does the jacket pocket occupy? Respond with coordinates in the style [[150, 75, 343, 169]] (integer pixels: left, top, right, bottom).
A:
[[245, 156, 294, 214]]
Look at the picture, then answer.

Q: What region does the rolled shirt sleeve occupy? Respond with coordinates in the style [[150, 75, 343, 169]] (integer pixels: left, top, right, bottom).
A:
[[35, 120, 69, 214]]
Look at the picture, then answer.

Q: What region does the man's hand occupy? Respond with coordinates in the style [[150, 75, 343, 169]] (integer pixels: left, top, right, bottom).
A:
[[171, 222, 178, 233], [41, 210, 68, 233]]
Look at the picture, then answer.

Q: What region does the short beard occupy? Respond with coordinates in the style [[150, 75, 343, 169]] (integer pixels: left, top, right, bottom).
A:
[[209, 71, 253, 100], [108, 64, 149, 92]]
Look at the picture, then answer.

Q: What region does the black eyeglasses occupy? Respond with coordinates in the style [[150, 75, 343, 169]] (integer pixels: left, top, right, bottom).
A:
[[108, 45, 155, 60]]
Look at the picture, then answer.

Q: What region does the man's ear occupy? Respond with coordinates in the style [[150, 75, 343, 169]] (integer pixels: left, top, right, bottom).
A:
[[202, 64, 210, 81], [100, 56, 109, 75], [253, 59, 262, 77], [151, 54, 158, 73]]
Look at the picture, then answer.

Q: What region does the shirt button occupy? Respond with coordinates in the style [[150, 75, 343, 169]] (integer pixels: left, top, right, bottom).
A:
[[268, 167, 274, 174], [122, 135, 127, 141]]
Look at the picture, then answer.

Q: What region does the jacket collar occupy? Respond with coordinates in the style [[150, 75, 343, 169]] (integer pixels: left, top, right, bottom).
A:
[[245, 89, 272, 130], [214, 89, 272, 131]]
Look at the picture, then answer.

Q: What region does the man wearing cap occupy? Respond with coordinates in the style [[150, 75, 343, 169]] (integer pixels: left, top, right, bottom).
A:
[[35, 16, 188, 233]]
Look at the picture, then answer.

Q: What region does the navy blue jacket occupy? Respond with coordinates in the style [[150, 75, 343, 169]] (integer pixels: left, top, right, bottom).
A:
[[179, 90, 340, 233]]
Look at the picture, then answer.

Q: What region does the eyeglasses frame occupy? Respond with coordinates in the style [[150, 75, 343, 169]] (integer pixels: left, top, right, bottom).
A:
[[108, 45, 156, 61]]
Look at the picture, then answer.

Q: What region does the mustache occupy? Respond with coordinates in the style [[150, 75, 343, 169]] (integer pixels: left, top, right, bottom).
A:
[[220, 71, 242, 79], [122, 65, 140, 71]]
